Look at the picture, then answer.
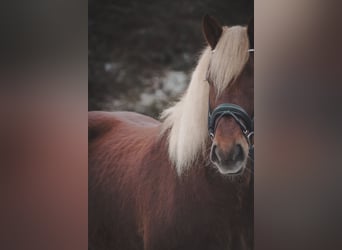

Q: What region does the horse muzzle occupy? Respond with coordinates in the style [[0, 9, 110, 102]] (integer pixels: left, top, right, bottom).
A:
[[210, 142, 247, 175]]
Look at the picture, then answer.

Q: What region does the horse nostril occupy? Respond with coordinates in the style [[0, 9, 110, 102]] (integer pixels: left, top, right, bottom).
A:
[[211, 144, 245, 165], [232, 144, 244, 162], [210, 144, 219, 163]]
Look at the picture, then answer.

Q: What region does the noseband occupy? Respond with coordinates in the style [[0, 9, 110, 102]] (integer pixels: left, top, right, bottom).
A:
[[207, 48, 254, 161], [208, 103, 254, 147]]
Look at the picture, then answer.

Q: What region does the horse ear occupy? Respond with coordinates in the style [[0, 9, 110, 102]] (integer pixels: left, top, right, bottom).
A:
[[247, 17, 254, 49], [202, 14, 223, 50]]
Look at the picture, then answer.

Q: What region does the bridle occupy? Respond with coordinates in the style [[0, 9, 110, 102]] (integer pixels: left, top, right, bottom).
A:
[[207, 48, 254, 161], [208, 103, 254, 147]]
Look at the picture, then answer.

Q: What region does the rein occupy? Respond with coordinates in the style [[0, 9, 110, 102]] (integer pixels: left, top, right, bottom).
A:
[[207, 49, 254, 161]]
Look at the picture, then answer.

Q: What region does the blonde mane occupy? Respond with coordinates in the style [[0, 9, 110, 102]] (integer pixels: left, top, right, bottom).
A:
[[160, 25, 250, 175]]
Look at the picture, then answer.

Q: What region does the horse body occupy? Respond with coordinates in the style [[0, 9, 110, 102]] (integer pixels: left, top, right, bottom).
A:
[[89, 111, 252, 250], [89, 111, 159, 249], [89, 15, 254, 250]]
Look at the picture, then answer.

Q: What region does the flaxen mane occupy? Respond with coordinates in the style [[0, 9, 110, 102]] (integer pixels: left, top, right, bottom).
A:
[[160, 26, 250, 175]]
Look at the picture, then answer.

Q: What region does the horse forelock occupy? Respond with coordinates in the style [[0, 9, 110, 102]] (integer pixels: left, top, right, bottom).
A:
[[209, 26, 250, 95], [160, 25, 250, 175]]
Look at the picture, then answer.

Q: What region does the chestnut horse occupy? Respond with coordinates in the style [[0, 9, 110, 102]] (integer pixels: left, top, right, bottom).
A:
[[89, 15, 254, 250]]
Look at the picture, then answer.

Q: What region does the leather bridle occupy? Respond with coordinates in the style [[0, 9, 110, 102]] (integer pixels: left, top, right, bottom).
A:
[[208, 103, 254, 147]]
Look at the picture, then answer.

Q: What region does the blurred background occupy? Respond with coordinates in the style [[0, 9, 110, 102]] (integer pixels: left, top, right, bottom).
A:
[[2, 1, 342, 250], [89, 0, 253, 117]]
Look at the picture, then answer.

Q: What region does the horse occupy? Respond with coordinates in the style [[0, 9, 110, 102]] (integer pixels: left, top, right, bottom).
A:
[[89, 15, 254, 250]]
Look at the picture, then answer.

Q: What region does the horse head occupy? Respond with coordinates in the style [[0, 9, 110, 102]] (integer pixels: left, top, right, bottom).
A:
[[203, 15, 254, 175]]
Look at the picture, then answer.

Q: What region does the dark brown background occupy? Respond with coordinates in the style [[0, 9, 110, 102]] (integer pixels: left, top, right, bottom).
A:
[[88, 0, 253, 117]]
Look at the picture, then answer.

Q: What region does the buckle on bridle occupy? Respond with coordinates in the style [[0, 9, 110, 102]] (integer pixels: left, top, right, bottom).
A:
[[246, 131, 254, 147], [209, 132, 215, 140]]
